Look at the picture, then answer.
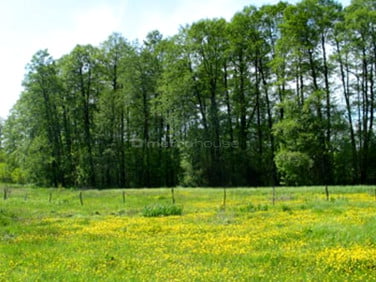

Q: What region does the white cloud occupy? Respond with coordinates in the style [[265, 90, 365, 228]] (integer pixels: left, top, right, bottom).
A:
[[128, 0, 251, 41], [0, 44, 27, 118], [174, 0, 250, 22], [38, 3, 127, 58], [71, 4, 124, 44]]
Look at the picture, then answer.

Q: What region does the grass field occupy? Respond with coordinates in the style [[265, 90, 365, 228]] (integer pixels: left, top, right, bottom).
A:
[[1, 186, 376, 281]]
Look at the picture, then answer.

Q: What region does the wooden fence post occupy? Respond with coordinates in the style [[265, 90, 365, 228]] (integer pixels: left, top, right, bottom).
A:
[[272, 186, 276, 206], [79, 191, 84, 206], [171, 188, 175, 204], [325, 185, 329, 201], [223, 188, 227, 210]]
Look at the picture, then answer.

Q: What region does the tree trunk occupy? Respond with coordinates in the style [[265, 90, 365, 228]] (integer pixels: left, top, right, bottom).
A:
[[335, 39, 358, 183]]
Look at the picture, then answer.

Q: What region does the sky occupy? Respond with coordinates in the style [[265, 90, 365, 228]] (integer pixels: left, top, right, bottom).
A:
[[0, 0, 351, 119]]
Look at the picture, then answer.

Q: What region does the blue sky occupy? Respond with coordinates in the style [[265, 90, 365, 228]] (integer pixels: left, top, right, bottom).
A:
[[0, 0, 350, 119]]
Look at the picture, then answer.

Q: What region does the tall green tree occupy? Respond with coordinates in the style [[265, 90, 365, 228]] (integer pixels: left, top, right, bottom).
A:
[[341, 0, 376, 183], [0, 117, 4, 150], [274, 0, 342, 185], [59, 45, 101, 187], [185, 19, 229, 186], [95, 33, 132, 187], [156, 30, 199, 186], [5, 50, 65, 186]]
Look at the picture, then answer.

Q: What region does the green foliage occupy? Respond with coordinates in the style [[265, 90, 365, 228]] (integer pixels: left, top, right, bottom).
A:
[[281, 204, 293, 213], [0, 209, 17, 226], [275, 150, 313, 186], [0, 117, 4, 150], [10, 168, 27, 184], [0, 163, 11, 183], [240, 203, 269, 212], [142, 204, 183, 217]]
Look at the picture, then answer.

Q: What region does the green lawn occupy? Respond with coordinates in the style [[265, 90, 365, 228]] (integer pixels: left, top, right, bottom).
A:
[[1, 186, 376, 281]]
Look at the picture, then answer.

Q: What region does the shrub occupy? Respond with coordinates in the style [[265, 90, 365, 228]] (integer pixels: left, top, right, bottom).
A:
[[0, 162, 11, 183], [0, 209, 16, 226], [142, 204, 183, 217], [240, 203, 269, 213], [281, 204, 293, 213], [11, 168, 27, 184], [275, 150, 313, 186]]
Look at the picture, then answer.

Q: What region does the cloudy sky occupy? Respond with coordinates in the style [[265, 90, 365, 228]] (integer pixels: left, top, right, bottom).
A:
[[0, 0, 350, 119]]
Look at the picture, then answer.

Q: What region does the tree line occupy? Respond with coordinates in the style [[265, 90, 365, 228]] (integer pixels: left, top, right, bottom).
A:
[[0, 0, 375, 188]]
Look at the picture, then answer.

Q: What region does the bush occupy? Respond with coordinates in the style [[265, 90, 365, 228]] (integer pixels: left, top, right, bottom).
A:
[[0, 209, 16, 226], [240, 203, 269, 213], [11, 168, 27, 184], [142, 204, 183, 217], [281, 204, 293, 213], [275, 150, 313, 186], [0, 162, 11, 183]]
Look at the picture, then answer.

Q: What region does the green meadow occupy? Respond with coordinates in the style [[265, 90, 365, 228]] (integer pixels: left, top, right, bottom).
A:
[[1, 186, 376, 281]]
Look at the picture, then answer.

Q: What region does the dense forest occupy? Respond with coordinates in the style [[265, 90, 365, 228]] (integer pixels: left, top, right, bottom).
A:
[[0, 0, 375, 188]]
